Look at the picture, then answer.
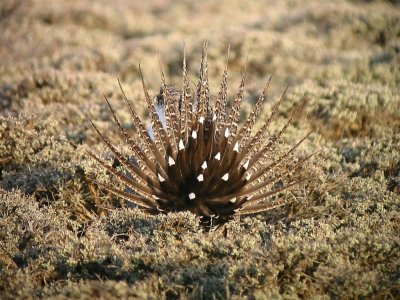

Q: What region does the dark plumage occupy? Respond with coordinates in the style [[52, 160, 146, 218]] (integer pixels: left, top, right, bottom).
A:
[[86, 43, 316, 227]]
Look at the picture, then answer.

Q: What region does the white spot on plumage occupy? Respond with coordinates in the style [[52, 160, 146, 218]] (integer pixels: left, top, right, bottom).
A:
[[201, 161, 208, 169], [245, 173, 251, 181], [158, 173, 165, 182], [222, 173, 229, 181], [197, 174, 204, 182], [191, 130, 197, 139], [152, 195, 159, 200], [212, 113, 216, 121], [156, 206, 165, 212], [233, 142, 239, 152], [188, 192, 196, 200], [179, 139, 184, 150], [234, 208, 240, 213], [168, 156, 175, 166], [215, 152, 221, 160], [224, 128, 230, 137], [199, 116, 205, 124], [243, 159, 250, 170], [230, 197, 236, 203]]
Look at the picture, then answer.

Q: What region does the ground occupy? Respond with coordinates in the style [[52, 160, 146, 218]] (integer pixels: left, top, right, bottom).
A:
[[0, 0, 399, 299]]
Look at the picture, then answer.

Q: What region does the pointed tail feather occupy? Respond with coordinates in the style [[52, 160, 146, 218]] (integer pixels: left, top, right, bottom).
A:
[[85, 148, 155, 199], [235, 76, 272, 150], [238, 84, 289, 163], [160, 66, 179, 154], [225, 62, 247, 145], [195, 42, 210, 127], [139, 64, 169, 157], [181, 44, 191, 142], [102, 93, 157, 180], [244, 177, 311, 207], [215, 45, 230, 142], [117, 78, 166, 167], [87, 177, 156, 209], [242, 150, 318, 197], [244, 100, 306, 171], [238, 202, 287, 215]]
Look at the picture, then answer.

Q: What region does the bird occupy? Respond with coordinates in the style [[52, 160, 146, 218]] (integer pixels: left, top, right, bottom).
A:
[[86, 42, 317, 228]]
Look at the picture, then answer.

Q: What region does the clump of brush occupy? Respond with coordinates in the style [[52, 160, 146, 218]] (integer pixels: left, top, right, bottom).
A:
[[86, 43, 317, 227]]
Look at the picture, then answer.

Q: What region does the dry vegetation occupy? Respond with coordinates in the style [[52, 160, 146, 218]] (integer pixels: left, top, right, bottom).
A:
[[0, 0, 399, 299]]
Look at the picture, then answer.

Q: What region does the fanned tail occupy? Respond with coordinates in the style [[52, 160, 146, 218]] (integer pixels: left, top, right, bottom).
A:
[[86, 45, 316, 227]]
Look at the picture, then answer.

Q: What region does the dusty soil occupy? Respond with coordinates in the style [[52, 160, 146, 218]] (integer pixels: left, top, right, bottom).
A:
[[0, 0, 399, 299]]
